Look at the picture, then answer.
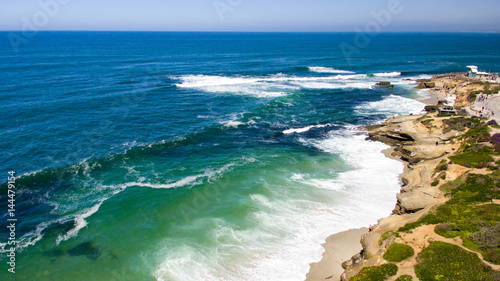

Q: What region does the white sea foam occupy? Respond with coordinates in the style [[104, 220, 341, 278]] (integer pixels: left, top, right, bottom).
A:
[[223, 121, 245, 128], [373, 71, 402, 77], [290, 173, 345, 191], [283, 124, 329, 134], [175, 74, 379, 97], [120, 164, 235, 190], [220, 112, 247, 128], [355, 94, 425, 118], [176, 75, 259, 88], [308, 67, 355, 74], [289, 81, 375, 90], [55, 201, 104, 245], [175, 75, 292, 98]]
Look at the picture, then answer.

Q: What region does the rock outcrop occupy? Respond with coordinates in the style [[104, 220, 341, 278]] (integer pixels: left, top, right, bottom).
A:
[[415, 80, 436, 89]]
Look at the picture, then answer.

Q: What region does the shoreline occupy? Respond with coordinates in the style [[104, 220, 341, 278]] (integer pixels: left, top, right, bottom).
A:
[[305, 228, 368, 281], [306, 75, 466, 281]]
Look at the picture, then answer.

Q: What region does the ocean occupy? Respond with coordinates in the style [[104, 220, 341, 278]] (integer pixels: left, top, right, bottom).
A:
[[1, 32, 499, 281]]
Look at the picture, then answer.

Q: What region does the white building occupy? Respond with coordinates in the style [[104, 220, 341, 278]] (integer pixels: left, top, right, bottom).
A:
[[467, 65, 491, 79]]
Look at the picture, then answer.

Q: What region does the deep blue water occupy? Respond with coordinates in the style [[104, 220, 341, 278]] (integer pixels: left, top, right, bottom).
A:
[[0, 32, 499, 281]]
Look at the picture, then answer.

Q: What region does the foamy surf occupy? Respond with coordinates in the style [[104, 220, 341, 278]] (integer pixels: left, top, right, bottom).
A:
[[153, 127, 404, 281], [355, 94, 425, 118], [308, 67, 355, 74], [283, 124, 330, 134], [373, 72, 402, 77], [56, 201, 105, 245], [121, 164, 236, 189], [174, 74, 380, 97]]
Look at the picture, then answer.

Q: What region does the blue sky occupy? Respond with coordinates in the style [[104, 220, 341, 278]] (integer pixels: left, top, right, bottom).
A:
[[1, 0, 499, 32]]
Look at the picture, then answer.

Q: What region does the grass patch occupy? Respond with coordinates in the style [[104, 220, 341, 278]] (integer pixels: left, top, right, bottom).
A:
[[415, 241, 499, 281], [379, 231, 397, 246], [439, 174, 466, 194], [383, 243, 415, 262], [449, 146, 494, 168], [351, 263, 398, 281]]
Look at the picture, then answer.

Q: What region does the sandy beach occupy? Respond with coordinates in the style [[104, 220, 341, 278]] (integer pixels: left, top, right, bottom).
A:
[[305, 228, 368, 281]]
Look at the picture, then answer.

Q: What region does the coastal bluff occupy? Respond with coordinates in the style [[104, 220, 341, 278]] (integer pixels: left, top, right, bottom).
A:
[[340, 110, 500, 280], [366, 115, 459, 215], [308, 73, 500, 281]]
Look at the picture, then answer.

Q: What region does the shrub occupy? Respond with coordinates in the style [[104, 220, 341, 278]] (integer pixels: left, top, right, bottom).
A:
[[383, 243, 415, 262], [351, 263, 398, 281], [431, 180, 440, 186], [469, 223, 500, 264], [415, 241, 496, 281], [468, 91, 478, 103], [489, 134, 500, 153], [395, 275, 413, 281], [442, 117, 471, 133], [435, 223, 461, 237], [435, 160, 449, 172], [487, 120, 499, 126]]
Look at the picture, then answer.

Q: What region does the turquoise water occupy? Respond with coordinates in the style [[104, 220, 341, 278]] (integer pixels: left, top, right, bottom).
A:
[[1, 32, 500, 280]]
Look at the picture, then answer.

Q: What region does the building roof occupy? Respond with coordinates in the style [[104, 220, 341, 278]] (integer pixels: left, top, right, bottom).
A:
[[466, 65, 490, 75]]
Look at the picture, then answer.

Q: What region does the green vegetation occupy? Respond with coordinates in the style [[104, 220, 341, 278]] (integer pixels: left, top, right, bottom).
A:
[[351, 263, 398, 281], [445, 119, 498, 168], [443, 117, 480, 132], [449, 146, 494, 168], [469, 81, 500, 96], [395, 275, 412, 281], [468, 91, 478, 103], [383, 243, 415, 262], [420, 119, 435, 130], [442, 117, 483, 134], [399, 173, 500, 264], [417, 114, 432, 121], [379, 231, 398, 246], [414, 241, 499, 281], [469, 223, 500, 264], [462, 123, 491, 144], [439, 174, 466, 194], [434, 159, 448, 173], [359, 116, 500, 280]]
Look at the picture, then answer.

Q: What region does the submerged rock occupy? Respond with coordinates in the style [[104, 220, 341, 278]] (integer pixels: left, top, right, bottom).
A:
[[68, 241, 101, 260], [376, 81, 391, 86]]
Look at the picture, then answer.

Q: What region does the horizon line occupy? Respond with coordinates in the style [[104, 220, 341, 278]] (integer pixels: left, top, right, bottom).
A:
[[1, 30, 500, 34]]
